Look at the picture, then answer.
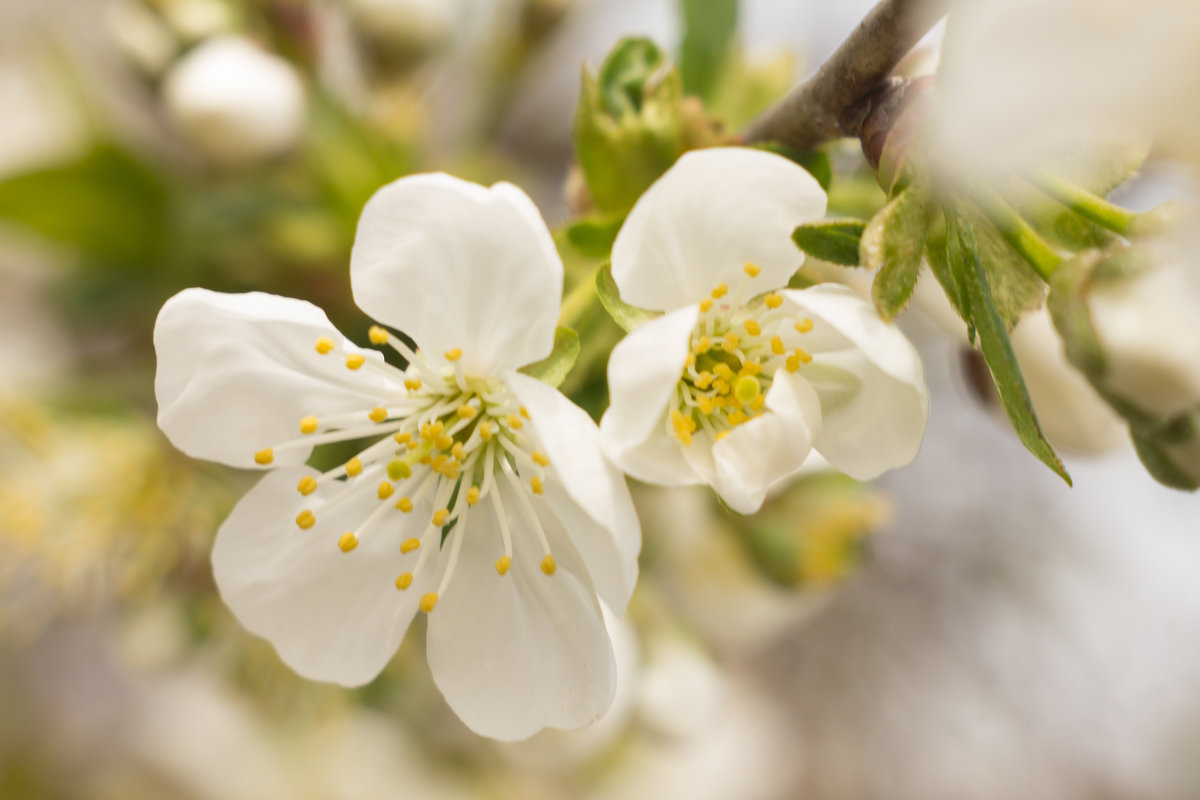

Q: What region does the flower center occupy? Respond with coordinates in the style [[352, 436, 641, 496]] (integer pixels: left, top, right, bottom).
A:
[[671, 263, 815, 445], [253, 327, 557, 614]]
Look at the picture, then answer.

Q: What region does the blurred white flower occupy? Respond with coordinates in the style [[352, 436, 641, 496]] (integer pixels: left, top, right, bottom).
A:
[[162, 36, 306, 168], [636, 637, 724, 739], [154, 174, 641, 740], [600, 148, 928, 514], [344, 0, 455, 52], [105, 0, 180, 76]]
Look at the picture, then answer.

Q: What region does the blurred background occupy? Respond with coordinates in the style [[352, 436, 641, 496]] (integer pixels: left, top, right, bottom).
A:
[[2, 1, 1199, 798]]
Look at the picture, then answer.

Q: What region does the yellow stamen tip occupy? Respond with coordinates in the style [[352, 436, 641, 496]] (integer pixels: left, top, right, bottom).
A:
[[715, 430, 729, 441], [345, 353, 366, 370], [451, 443, 467, 462], [345, 457, 363, 477], [695, 336, 711, 354], [506, 414, 524, 430], [435, 434, 454, 451], [368, 406, 388, 423], [395, 572, 413, 590], [794, 318, 814, 333], [296, 510, 315, 529], [750, 395, 766, 411], [531, 451, 550, 467], [520, 406, 530, 419], [457, 404, 477, 419], [743, 319, 762, 336], [394, 431, 413, 446], [395, 497, 414, 512], [400, 537, 420, 554], [419, 592, 439, 613], [377, 481, 394, 500], [530, 475, 544, 495], [299, 415, 319, 434], [699, 298, 713, 312], [479, 421, 494, 440], [432, 509, 449, 526], [315, 337, 335, 355], [794, 347, 813, 364], [735, 375, 761, 404], [770, 335, 785, 355], [338, 532, 358, 552], [540, 555, 557, 575], [466, 486, 480, 505], [297, 476, 318, 496], [404, 378, 423, 391], [368, 325, 389, 345], [743, 262, 762, 277], [444, 348, 463, 362], [711, 282, 728, 299], [765, 293, 783, 309], [495, 555, 512, 576]]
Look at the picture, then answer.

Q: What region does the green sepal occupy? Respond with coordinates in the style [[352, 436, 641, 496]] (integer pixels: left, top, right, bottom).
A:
[[947, 208, 1071, 485], [1131, 414, 1200, 492], [791, 219, 868, 267], [595, 263, 659, 332], [519, 327, 581, 389], [862, 182, 930, 320]]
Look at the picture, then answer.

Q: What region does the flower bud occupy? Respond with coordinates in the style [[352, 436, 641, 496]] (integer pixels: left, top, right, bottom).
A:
[[1132, 409, 1200, 491], [162, 36, 306, 168], [344, 0, 454, 61]]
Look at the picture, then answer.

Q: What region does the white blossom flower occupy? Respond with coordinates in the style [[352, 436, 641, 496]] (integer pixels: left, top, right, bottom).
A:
[[162, 36, 306, 168], [599, 148, 928, 513], [154, 173, 641, 741]]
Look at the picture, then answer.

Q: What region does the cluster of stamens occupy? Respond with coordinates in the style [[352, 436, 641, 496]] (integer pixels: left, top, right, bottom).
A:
[[252, 326, 558, 614], [671, 263, 815, 446]]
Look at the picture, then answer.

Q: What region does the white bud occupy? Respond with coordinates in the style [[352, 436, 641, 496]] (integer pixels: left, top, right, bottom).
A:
[[162, 36, 306, 168], [105, 0, 179, 76], [344, 0, 454, 53]]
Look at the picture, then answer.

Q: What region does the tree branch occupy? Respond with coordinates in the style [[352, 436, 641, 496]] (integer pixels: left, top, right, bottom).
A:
[[742, 0, 949, 150]]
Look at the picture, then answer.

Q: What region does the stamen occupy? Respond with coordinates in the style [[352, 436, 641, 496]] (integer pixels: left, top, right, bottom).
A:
[[345, 457, 364, 477], [345, 354, 366, 370], [297, 476, 318, 496], [495, 555, 512, 575], [404, 378, 423, 391], [501, 460, 553, 563], [395, 572, 413, 590], [400, 537, 420, 553], [699, 299, 713, 312], [723, 332, 739, 351], [420, 592, 438, 613], [457, 404, 477, 419], [743, 319, 762, 336], [743, 262, 762, 277], [395, 497, 414, 512], [530, 475, 544, 495], [377, 481, 394, 500], [478, 421, 494, 440], [765, 293, 783, 309], [466, 486, 480, 505], [444, 348, 463, 362], [531, 451, 550, 467], [338, 532, 358, 552], [315, 337, 335, 355], [368, 325, 389, 345], [368, 407, 388, 423], [299, 416, 319, 434], [296, 510, 315, 529], [432, 508, 449, 526], [795, 318, 814, 333], [254, 448, 274, 465], [506, 414, 524, 430], [540, 554, 557, 575], [711, 283, 728, 299], [771, 335, 786, 355]]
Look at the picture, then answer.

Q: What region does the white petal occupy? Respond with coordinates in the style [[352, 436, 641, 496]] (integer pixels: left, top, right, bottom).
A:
[[611, 147, 827, 311], [349, 174, 563, 375], [212, 467, 434, 687], [502, 371, 641, 614], [600, 305, 699, 474], [426, 483, 616, 741], [609, 430, 704, 488], [782, 284, 929, 480], [711, 373, 823, 514], [154, 288, 387, 469]]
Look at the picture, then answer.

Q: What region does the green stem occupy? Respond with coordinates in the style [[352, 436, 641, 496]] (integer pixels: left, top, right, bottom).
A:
[[558, 267, 599, 329], [973, 188, 1064, 282], [1029, 170, 1138, 236]]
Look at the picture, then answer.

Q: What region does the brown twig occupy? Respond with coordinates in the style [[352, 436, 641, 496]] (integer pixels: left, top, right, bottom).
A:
[[742, 0, 949, 149]]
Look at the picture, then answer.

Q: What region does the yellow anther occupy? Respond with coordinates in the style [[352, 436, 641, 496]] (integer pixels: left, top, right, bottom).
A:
[[713, 378, 730, 396], [419, 454, 432, 465], [368, 406, 388, 423], [711, 282, 728, 299], [419, 592, 438, 613], [296, 510, 315, 529], [540, 555, 557, 576], [426, 421, 444, 440], [794, 318, 814, 333], [785, 354, 801, 372], [684, 352, 697, 369], [495, 555, 512, 576], [740, 362, 762, 376], [729, 410, 748, 425], [404, 378, 423, 391], [432, 509, 449, 526], [698, 396, 715, 415], [345, 353, 365, 370], [394, 431, 412, 447], [695, 371, 713, 389], [750, 395, 766, 411], [400, 538, 420, 554], [506, 414, 524, 430], [743, 262, 762, 277], [450, 443, 466, 462], [771, 335, 786, 355], [479, 421, 494, 440], [395, 497, 414, 512], [520, 406, 530, 419], [435, 434, 454, 451], [713, 363, 734, 380], [695, 336, 711, 354], [457, 404, 477, 419], [338, 532, 358, 553], [532, 451, 550, 467], [315, 337, 335, 355], [387, 459, 412, 480], [466, 486, 480, 505], [368, 325, 389, 345], [253, 448, 274, 465], [345, 457, 363, 477], [722, 332, 739, 351], [715, 430, 730, 441], [297, 476, 318, 496], [377, 481, 394, 500], [300, 415, 319, 434], [699, 298, 714, 312], [765, 292, 783, 309], [793, 347, 813, 364], [395, 572, 413, 590], [743, 319, 762, 336], [530, 475, 544, 495], [735, 375, 761, 404], [444, 348, 463, 362]]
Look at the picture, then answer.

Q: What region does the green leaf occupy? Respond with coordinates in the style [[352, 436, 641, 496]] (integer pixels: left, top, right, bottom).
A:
[[862, 183, 930, 320], [755, 143, 833, 191], [923, 215, 971, 330], [960, 204, 1046, 329], [597, 38, 668, 117], [0, 144, 170, 269], [791, 219, 868, 267], [596, 264, 659, 332], [519, 327, 581, 389], [947, 210, 1071, 485], [1131, 422, 1199, 491], [565, 214, 625, 258], [679, 0, 739, 101]]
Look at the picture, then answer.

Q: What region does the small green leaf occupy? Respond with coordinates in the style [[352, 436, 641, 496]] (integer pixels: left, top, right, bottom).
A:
[[565, 214, 625, 258], [923, 216, 971, 330], [596, 264, 659, 332], [862, 183, 930, 320], [792, 219, 868, 267], [679, 0, 738, 101], [948, 210, 1071, 484], [960, 204, 1046, 329], [519, 327, 580, 388]]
